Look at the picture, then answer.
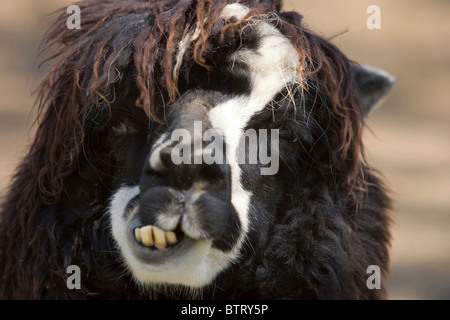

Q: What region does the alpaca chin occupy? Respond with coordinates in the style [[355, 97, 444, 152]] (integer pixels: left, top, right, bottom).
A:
[[109, 185, 238, 288]]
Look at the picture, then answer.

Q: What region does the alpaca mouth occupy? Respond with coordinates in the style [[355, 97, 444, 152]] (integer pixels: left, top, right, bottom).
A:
[[132, 224, 185, 250], [126, 217, 204, 264]]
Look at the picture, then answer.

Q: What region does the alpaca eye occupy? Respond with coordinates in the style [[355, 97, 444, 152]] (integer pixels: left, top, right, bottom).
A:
[[111, 122, 130, 135], [279, 129, 298, 143]]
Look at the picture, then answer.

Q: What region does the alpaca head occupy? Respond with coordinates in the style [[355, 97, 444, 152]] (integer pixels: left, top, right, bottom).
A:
[[30, 1, 393, 293]]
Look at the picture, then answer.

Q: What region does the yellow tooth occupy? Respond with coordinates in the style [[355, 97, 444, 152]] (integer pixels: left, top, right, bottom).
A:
[[134, 228, 141, 243], [152, 226, 167, 249], [140, 226, 154, 247], [165, 231, 177, 245]]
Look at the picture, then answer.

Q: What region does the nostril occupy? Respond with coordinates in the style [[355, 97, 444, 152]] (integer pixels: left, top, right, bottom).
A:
[[145, 141, 229, 191], [148, 145, 169, 174], [159, 146, 175, 169]]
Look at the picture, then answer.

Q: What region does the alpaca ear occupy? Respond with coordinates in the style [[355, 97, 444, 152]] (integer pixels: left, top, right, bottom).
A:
[[352, 64, 395, 117]]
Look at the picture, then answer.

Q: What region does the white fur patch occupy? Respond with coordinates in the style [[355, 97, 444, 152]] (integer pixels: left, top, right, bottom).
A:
[[220, 3, 250, 20], [109, 185, 140, 269], [174, 23, 202, 85], [149, 133, 170, 171], [207, 5, 300, 270]]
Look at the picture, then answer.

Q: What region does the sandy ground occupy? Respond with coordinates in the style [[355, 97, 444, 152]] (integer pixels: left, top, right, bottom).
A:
[[0, 0, 449, 299]]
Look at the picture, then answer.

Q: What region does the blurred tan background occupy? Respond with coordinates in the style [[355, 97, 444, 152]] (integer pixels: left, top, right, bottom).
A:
[[0, 0, 449, 299]]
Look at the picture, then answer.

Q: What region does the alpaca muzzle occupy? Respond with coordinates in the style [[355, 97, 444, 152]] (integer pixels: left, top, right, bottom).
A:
[[128, 91, 240, 259]]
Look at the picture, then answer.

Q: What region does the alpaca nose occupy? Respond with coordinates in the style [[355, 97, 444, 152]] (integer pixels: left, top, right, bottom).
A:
[[142, 91, 230, 191], [142, 129, 228, 192], [157, 144, 226, 190]]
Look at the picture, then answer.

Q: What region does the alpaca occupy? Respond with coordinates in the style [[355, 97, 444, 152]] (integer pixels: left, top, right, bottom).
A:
[[0, 0, 394, 299]]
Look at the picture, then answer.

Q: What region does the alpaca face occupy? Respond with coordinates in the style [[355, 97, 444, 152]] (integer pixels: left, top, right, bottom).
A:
[[109, 3, 301, 287]]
